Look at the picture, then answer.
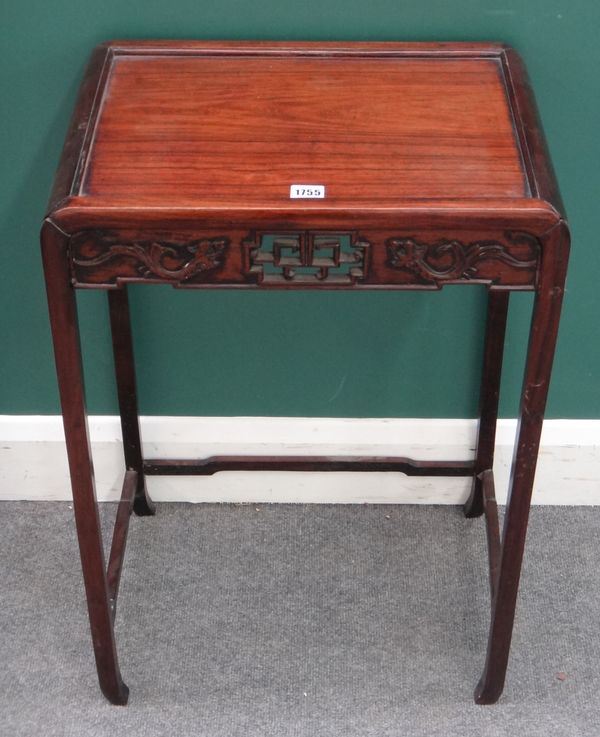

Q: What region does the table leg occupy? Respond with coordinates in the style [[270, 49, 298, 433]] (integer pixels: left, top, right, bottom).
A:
[[474, 223, 570, 704], [464, 291, 510, 518], [41, 220, 129, 705], [108, 287, 155, 516]]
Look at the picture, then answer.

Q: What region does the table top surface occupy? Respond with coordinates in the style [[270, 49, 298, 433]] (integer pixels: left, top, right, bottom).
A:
[[47, 41, 564, 233]]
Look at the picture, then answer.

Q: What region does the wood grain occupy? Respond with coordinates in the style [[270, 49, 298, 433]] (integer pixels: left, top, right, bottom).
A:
[[82, 55, 526, 206], [41, 40, 570, 707]]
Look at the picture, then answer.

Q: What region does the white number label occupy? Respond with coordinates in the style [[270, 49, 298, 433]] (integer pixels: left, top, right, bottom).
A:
[[289, 184, 325, 199]]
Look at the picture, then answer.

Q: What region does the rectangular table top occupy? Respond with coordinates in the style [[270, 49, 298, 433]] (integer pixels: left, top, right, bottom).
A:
[[47, 41, 564, 235]]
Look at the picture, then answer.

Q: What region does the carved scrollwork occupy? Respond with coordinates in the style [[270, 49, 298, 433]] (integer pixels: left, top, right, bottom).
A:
[[385, 231, 539, 286], [243, 231, 370, 285], [71, 231, 228, 285]]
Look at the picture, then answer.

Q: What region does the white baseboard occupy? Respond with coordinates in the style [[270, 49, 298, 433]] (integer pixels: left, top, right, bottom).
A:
[[1, 416, 599, 504]]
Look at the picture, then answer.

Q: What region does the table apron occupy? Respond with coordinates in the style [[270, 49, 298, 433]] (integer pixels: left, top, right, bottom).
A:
[[68, 227, 541, 290]]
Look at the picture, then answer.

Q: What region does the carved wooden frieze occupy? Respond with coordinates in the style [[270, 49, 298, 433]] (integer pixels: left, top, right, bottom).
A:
[[385, 231, 540, 287], [70, 231, 228, 286], [243, 231, 370, 285]]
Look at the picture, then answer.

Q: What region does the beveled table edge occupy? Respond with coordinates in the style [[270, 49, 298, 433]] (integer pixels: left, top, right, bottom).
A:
[[45, 198, 562, 238]]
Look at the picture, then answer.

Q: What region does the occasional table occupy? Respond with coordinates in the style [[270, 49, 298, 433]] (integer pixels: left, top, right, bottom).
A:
[[42, 41, 569, 705]]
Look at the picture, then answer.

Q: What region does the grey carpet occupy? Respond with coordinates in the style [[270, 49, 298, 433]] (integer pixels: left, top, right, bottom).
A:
[[1, 501, 599, 736]]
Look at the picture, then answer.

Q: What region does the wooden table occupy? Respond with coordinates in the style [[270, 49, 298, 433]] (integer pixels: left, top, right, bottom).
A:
[[42, 41, 569, 705]]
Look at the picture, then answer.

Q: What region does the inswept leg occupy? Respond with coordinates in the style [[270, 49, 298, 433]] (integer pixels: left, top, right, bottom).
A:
[[41, 220, 129, 705], [465, 290, 510, 518], [475, 223, 570, 704], [108, 287, 155, 517]]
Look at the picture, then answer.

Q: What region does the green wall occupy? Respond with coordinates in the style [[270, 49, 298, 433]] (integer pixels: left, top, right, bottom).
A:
[[1, 1, 598, 418]]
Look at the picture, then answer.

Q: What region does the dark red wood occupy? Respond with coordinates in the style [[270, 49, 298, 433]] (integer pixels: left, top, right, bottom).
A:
[[84, 52, 527, 204], [465, 290, 510, 517], [144, 456, 475, 476], [69, 227, 541, 291], [47, 41, 562, 238], [46, 44, 112, 215], [481, 470, 501, 598], [106, 469, 137, 615], [474, 220, 570, 705], [500, 47, 566, 215], [108, 287, 155, 516], [41, 218, 129, 706], [41, 41, 569, 706]]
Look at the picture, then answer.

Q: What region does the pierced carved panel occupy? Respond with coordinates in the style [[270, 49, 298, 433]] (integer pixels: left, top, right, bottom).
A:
[[385, 231, 539, 287], [71, 231, 228, 286], [242, 231, 370, 285]]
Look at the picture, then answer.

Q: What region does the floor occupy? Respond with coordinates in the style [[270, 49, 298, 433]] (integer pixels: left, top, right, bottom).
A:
[[1, 502, 599, 736]]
